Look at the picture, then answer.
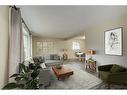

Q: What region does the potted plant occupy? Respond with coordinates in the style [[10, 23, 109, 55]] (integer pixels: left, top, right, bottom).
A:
[[2, 62, 43, 89], [87, 57, 95, 62]]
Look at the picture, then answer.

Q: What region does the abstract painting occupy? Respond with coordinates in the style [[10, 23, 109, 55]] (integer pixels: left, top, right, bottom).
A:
[[105, 27, 122, 55]]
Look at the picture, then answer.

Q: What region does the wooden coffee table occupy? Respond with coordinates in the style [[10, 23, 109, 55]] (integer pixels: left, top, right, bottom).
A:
[[52, 66, 73, 80]]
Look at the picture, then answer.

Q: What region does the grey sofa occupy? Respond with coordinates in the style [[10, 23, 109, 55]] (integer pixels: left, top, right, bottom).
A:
[[44, 54, 61, 60], [33, 55, 63, 67], [32, 56, 63, 88], [45, 60, 63, 67], [24, 56, 51, 88], [38, 67, 51, 87]]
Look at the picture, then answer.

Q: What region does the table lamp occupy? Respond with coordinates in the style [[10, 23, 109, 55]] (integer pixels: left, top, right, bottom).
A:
[[86, 49, 95, 59]]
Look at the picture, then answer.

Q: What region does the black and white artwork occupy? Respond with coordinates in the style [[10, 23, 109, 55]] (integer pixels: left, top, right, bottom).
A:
[[105, 28, 122, 55]]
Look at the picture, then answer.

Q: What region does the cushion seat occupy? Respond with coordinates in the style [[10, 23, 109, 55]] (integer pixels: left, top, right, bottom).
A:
[[98, 64, 127, 85], [45, 60, 63, 67], [110, 64, 126, 73], [99, 71, 111, 81]]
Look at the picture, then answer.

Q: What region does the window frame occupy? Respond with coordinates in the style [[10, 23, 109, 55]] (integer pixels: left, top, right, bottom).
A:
[[72, 41, 80, 51], [22, 23, 32, 59]]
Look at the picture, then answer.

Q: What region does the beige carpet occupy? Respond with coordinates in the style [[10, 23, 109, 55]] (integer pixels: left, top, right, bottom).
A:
[[47, 64, 102, 89]]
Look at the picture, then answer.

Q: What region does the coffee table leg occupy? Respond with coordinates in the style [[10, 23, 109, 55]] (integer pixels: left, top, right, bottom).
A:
[[57, 77, 65, 80], [58, 77, 62, 80]]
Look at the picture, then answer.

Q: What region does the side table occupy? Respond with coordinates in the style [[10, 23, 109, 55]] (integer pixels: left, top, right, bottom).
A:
[[63, 53, 68, 60], [86, 60, 96, 72]]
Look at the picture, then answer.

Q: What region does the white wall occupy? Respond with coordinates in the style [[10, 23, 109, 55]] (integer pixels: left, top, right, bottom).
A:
[[32, 37, 64, 56], [65, 39, 85, 59], [0, 6, 9, 88], [85, 14, 127, 67], [32, 36, 85, 59]]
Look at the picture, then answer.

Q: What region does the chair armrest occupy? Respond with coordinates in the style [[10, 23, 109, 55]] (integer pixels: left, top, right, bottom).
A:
[[108, 72, 127, 82], [98, 64, 113, 71]]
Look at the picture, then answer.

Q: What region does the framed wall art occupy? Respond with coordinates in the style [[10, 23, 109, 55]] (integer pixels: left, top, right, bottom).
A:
[[104, 27, 123, 56]]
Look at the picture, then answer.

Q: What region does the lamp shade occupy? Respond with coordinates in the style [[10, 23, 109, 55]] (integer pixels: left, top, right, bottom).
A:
[[87, 50, 95, 55]]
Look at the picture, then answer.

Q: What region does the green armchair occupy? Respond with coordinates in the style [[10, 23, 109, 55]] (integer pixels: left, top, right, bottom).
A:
[[98, 64, 127, 86]]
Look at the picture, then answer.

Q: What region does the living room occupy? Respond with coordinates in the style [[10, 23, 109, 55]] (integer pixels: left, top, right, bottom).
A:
[[32, 35, 85, 60], [0, 5, 127, 90]]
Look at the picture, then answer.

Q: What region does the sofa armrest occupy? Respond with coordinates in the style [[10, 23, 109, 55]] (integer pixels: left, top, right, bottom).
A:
[[98, 64, 113, 71], [39, 68, 51, 86], [108, 72, 127, 82]]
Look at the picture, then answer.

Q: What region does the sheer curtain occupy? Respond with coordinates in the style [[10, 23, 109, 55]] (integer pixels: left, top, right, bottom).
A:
[[22, 23, 32, 59], [9, 7, 24, 82]]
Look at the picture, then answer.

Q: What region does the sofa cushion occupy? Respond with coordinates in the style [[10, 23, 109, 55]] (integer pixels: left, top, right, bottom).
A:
[[50, 54, 54, 60], [41, 63, 47, 69], [54, 55, 60, 60], [110, 64, 125, 73], [50, 54, 60, 60], [99, 71, 111, 81], [45, 60, 63, 67]]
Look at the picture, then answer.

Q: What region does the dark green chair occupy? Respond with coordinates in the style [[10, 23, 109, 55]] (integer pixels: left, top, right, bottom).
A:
[[98, 64, 127, 87]]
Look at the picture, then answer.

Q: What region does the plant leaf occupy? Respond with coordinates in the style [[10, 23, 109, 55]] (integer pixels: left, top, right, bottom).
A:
[[29, 63, 35, 70], [10, 74, 20, 78], [31, 71, 39, 79], [20, 63, 30, 74], [15, 77, 23, 81], [17, 84, 24, 89], [2, 83, 18, 89]]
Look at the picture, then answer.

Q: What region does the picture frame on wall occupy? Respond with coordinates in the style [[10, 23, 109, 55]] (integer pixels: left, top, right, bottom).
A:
[[104, 27, 123, 56]]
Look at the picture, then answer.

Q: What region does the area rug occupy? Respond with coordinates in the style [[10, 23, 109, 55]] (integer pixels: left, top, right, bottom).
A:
[[46, 64, 102, 89], [91, 82, 127, 89]]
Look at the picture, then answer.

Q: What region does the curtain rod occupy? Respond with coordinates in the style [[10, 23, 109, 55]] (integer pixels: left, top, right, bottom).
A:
[[9, 5, 18, 10], [10, 5, 32, 35]]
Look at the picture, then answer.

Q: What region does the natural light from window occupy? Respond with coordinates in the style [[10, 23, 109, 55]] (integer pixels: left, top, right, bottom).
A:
[[23, 26, 32, 59], [72, 41, 80, 51], [36, 41, 54, 54]]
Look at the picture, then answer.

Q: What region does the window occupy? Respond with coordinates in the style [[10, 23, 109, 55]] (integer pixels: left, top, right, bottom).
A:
[[37, 42, 42, 54], [36, 41, 54, 54], [44, 42, 54, 52], [72, 41, 80, 51], [23, 25, 32, 59]]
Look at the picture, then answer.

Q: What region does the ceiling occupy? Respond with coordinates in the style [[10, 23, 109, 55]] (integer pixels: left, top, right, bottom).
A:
[[20, 6, 127, 39]]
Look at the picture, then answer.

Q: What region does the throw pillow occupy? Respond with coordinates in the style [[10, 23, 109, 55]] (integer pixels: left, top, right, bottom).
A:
[[110, 64, 125, 73], [54, 55, 60, 60], [41, 63, 47, 69], [50, 54, 54, 60]]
